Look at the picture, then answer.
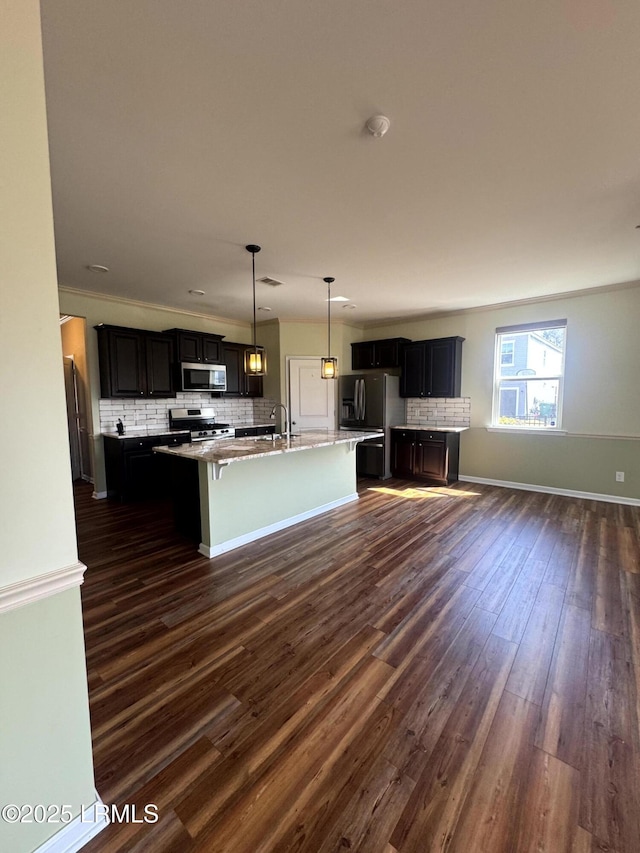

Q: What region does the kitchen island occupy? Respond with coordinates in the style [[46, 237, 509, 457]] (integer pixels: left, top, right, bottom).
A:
[[155, 429, 379, 557]]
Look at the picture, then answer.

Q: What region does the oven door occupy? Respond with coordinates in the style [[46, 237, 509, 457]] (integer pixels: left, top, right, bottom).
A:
[[181, 362, 227, 392]]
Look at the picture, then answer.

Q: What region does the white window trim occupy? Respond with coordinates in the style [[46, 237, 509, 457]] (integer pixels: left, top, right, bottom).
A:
[[492, 323, 567, 430]]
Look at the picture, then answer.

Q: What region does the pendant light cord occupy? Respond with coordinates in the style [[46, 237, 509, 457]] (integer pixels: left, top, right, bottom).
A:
[[252, 249, 257, 353], [327, 278, 331, 359]]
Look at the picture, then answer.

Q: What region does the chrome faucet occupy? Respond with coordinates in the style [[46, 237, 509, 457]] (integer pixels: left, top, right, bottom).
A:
[[270, 403, 291, 437]]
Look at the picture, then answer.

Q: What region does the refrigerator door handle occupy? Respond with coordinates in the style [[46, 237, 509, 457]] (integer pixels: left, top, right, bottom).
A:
[[360, 380, 366, 422], [357, 379, 365, 421], [354, 380, 360, 420]]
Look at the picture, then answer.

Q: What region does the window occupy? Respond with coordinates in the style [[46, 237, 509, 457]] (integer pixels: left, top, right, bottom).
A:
[[492, 320, 566, 429], [500, 340, 514, 366]]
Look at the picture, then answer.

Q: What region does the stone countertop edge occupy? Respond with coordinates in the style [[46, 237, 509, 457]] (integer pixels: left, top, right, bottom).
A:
[[154, 430, 381, 465], [390, 425, 469, 433]]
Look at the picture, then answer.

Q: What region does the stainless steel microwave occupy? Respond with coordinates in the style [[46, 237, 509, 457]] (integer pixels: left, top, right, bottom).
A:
[[180, 362, 227, 392]]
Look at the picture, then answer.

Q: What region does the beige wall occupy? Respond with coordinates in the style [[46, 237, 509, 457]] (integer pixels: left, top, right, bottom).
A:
[[278, 319, 363, 389], [1, 7, 78, 584], [0, 2, 96, 850], [0, 589, 96, 852], [369, 283, 640, 499]]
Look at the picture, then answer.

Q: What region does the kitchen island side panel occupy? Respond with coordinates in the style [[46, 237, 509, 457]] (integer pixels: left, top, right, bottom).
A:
[[198, 442, 357, 553]]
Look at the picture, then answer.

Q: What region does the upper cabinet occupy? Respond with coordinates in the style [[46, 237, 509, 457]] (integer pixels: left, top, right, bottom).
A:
[[351, 337, 410, 370], [163, 328, 224, 363], [221, 342, 263, 398], [399, 336, 465, 398], [96, 325, 176, 398]]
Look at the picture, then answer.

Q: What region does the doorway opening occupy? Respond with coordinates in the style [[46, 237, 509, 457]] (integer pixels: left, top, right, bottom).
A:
[[60, 314, 93, 483]]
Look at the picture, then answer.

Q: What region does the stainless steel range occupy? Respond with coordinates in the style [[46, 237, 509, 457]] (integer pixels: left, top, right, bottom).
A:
[[169, 408, 235, 441]]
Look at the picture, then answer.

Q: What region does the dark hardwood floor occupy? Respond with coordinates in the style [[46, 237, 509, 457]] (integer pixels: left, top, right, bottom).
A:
[[75, 478, 640, 852]]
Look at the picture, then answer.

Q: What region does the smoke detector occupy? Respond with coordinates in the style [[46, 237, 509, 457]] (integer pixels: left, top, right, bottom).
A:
[[365, 115, 391, 138]]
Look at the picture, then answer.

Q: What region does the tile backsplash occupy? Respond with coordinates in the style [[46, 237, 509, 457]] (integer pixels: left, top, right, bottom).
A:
[[405, 397, 471, 428], [99, 393, 277, 434]]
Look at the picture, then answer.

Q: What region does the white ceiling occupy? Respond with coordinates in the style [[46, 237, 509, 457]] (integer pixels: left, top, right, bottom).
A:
[[41, 0, 640, 325]]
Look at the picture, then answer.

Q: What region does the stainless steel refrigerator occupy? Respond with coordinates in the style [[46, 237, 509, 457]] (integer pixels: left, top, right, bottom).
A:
[[339, 373, 405, 479]]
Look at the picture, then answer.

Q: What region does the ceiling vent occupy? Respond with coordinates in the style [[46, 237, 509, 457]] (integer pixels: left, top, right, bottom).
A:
[[258, 276, 284, 287]]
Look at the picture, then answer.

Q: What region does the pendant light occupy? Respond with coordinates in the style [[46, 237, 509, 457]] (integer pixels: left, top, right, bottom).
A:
[[321, 276, 338, 380], [244, 244, 267, 376]]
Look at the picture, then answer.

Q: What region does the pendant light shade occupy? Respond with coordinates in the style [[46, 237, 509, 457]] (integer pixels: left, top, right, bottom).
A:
[[321, 276, 338, 380], [244, 244, 267, 376]]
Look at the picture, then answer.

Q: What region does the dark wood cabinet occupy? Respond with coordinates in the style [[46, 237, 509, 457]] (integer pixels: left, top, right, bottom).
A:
[[391, 429, 416, 478], [96, 325, 176, 399], [221, 342, 263, 398], [234, 425, 276, 438], [104, 432, 190, 501], [399, 336, 464, 399], [145, 334, 175, 397], [391, 428, 460, 485], [164, 328, 224, 364], [415, 435, 447, 481], [351, 337, 410, 370]]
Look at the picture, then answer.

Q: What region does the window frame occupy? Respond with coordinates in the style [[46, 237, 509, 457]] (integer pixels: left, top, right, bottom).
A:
[[500, 340, 515, 366], [491, 320, 567, 431]]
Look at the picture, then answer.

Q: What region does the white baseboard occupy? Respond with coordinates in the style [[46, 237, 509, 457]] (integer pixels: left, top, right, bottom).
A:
[[91, 490, 107, 500], [459, 474, 640, 507], [199, 492, 359, 558], [0, 561, 87, 615], [34, 791, 108, 853]]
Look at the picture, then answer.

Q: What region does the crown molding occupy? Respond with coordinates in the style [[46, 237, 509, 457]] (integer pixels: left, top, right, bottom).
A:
[[58, 285, 252, 328], [361, 278, 640, 330], [60, 278, 640, 332]]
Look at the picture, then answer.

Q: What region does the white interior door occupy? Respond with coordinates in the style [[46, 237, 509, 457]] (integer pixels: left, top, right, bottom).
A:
[[288, 357, 336, 432]]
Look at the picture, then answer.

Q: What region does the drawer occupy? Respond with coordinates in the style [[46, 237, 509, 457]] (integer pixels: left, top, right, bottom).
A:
[[416, 431, 445, 442], [121, 437, 159, 451]]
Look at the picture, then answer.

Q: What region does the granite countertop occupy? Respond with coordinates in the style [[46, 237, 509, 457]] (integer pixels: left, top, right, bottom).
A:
[[102, 428, 191, 440], [154, 429, 380, 465], [102, 422, 275, 440], [391, 424, 469, 433]]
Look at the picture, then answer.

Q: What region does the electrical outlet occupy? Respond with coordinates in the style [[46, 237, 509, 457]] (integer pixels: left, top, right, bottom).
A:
[[616, 471, 625, 482]]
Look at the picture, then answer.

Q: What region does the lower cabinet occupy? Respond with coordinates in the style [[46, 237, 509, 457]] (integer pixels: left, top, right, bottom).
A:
[[391, 429, 460, 485], [104, 433, 190, 501], [234, 425, 276, 438]]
